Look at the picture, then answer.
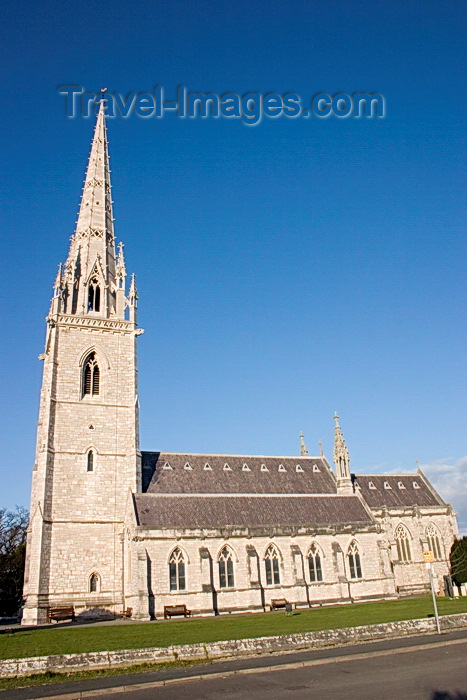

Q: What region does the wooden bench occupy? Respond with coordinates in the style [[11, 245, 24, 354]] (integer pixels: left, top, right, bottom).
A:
[[164, 604, 192, 619], [120, 607, 132, 619], [270, 598, 293, 611], [47, 606, 75, 623]]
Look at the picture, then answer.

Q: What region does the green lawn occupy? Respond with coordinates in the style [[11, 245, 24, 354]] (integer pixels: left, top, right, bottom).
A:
[[2, 597, 467, 661]]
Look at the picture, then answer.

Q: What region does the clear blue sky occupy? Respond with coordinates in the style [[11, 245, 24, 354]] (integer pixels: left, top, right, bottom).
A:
[[1, 0, 466, 531]]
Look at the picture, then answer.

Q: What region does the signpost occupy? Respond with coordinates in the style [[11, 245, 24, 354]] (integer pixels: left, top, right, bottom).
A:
[[424, 551, 440, 634]]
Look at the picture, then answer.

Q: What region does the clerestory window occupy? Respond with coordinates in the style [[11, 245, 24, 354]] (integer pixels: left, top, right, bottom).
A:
[[83, 352, 100, 396]]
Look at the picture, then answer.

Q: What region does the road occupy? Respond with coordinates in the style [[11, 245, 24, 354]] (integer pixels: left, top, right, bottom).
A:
[[5, 631, 467, 700]]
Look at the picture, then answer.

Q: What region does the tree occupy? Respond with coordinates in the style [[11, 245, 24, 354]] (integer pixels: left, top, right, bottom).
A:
[[0, 507, 28, 617], [450, 536, 467, 587]]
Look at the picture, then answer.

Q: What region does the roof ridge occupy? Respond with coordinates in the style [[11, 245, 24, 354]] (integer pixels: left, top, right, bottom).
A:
[[355, 473, 419, 478], [151, 452, 324, 459], [136, 492, 355, 498]]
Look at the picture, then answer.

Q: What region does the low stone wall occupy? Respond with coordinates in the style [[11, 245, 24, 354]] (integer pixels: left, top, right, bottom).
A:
[[1, 613, 467, 679]]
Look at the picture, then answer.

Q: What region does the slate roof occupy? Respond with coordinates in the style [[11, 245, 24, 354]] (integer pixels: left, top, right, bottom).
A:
[[142, 452, 337, 495], [133, 493, 373, 530], [353, 474, 445, 508]]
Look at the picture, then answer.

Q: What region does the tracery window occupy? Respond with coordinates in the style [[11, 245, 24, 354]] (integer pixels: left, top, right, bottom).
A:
[[87, 450, 94, 472], [308, 543, 323, 582], [89, 572, 99, 592], [348, 542, 362, 579], [88, 277, 101, 312], [83, 352, 100, 396], [395, 524, 412, 562], [264, 544, 280, 585], [426, 524, 443, 560], [169, 548, 186, 591], [218, 546, 234, 588]]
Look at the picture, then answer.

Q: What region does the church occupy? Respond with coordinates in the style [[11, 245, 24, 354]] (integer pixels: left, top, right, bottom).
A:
[[22, 101, 459, 624]]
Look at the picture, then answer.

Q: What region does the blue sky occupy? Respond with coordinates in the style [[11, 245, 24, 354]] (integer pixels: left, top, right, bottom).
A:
[[1, 0, 466, 532]]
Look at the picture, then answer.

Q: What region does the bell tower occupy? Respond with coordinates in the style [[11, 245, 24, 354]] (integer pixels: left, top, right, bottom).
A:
[[22, 98, 143, 624]]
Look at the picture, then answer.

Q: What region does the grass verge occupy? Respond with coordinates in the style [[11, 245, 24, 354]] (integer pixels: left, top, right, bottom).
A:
[[2, 597, 467, 663], [0, 659, 205, 691]]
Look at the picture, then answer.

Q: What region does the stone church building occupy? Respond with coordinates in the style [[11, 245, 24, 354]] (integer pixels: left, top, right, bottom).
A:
[[22, 102, 458, 624]]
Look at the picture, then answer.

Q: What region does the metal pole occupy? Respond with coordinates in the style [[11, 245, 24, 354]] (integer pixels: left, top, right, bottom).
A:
[[428, 563, 441, 634]]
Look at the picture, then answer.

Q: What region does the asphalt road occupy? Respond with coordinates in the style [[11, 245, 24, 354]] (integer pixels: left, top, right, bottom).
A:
[[5, 630, 467, 700]]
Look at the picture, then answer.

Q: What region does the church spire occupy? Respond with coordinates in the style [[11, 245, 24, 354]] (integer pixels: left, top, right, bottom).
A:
[[333, 412, 353, 494], [59, 95, 129, 320], [74, 96, 114, 244]]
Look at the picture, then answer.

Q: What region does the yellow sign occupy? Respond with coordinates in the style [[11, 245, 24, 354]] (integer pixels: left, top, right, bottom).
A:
[[423, 551, 434, 563]]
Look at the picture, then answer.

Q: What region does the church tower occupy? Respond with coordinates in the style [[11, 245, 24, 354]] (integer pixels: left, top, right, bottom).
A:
[[22, 99, 142, 625]]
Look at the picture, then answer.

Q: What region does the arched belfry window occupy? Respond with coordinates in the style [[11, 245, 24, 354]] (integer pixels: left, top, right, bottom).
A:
[[218, 546, 234, 588], [89, 572, 99, 592], [169, 548, 186, 591], [264, 544, 281, 585], [347, 541, 362, 579], [88, 278, 100, 312], [308, 543, 323, 582], [83, 352, 100, 396], [426, 524, 443, 560], [87, 449, 94, 472], [395, 524, 412, 562]]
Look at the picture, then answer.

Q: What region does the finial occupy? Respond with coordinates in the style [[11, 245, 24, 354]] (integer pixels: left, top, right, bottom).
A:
[[333, 412, 352, 490], [53, 264, 63, 294], [98, 88, 108, 113], [299, 432, 308, 457], [415, 459, 420, 472], [318, 440, 323, 457], [129, 273, 138, 298]]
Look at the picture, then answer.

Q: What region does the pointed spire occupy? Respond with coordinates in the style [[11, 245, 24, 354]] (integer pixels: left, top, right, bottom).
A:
[[299, 432, 308, 457], [318, 440, 323, 457], [333, 412, 353, 493], [74, 96, 114, 243], [60, 95, 124, 319]]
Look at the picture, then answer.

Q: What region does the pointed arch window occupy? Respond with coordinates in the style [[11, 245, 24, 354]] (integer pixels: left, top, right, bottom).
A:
[[395, 524, 412, 562], [426, 524, 443, 560], [88, 277, 101, 312], [169, 548, 186, 591], [308, 543, 323, 582], [218, 546, 234, 588], [89, 572, 100, 593], [348, 542, 362, 579], [87, 449, 94, 472], [264, 544, 281, 585], [83, 352, 100, 396]]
